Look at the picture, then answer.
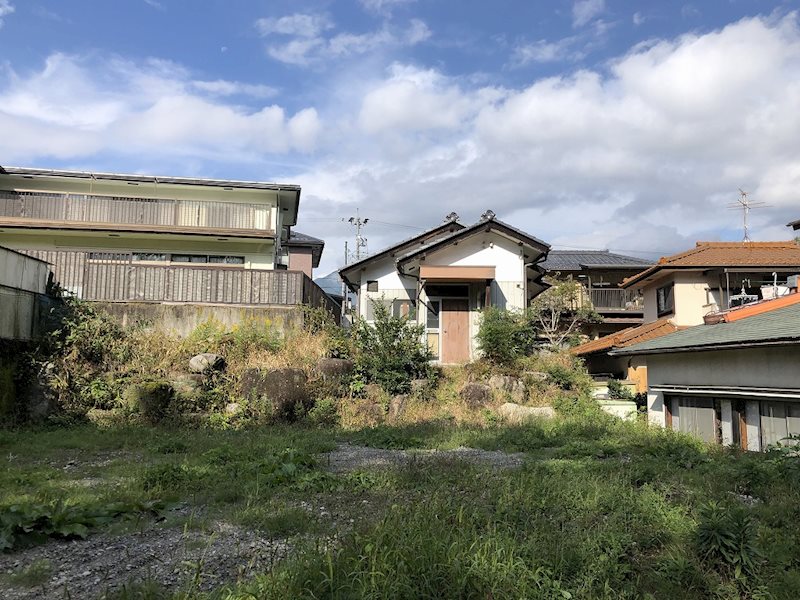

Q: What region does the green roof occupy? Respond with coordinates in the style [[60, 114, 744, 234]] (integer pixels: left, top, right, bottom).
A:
[[612, 302, 800, 355]]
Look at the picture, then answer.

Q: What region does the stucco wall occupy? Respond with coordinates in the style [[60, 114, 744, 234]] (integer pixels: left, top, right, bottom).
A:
[[288, 247, 314, 278], [94, 302, 304, 338], [646, 346, 800, 390], [641, 271, 719, 326]]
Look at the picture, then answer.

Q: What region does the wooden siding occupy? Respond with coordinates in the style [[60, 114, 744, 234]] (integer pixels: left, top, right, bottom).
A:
[[20, 250, 339, 318], [0, 191, 275, 235]]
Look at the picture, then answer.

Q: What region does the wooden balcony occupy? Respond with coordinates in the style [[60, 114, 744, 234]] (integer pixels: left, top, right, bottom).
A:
[[0, 191, 276, 238], [21, 250, 339, 318]]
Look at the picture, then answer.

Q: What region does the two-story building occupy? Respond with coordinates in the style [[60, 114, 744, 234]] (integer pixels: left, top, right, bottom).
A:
[[572, 241, 800, 390], [541, 250, 652, 337], [339, 211, 550, 363], [0, 166, 336, 314]]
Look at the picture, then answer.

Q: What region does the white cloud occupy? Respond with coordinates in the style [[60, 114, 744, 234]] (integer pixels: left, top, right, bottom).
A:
[[511, 37, 582, 65], [255, 13, 332, 38], [143, 0, 165, 10], [0, 0, 15, 29], [190, 79, 277, 98], [632, 12, 646, 26], [256, 14, 430, 66], [0, 53, 321, 162], [572, 0, 605, 28], [295, 13, 800, 273], [359, 0, 415, 17]]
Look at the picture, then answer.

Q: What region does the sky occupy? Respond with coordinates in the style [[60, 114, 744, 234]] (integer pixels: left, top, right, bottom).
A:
[[1, 0, 799, 276]]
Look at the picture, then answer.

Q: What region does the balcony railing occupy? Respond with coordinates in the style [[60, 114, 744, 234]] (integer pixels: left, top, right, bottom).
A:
[[0, 191, 275, 234], [587, 287, 643, 311], [20, 250, 339, 318]]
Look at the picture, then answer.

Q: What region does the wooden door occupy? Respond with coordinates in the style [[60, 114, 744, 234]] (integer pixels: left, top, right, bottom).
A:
[[441, 299, 470, 363]]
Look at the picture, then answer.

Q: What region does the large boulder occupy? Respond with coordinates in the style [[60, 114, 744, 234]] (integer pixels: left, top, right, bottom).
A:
[[240, 367, 310, 421], [189, 353, 225, 374], [460, 382, 492, 408], [316, 358, 354, 380], [170, 373, 205, 396], [497, 402, 555, 423], [487, 375, 527, 403], [388, 394, 408, 420]]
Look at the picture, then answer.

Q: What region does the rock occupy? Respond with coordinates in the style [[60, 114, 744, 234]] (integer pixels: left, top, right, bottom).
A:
[[316, 358, 354, 380], [497, 402, 555, 423], [225, 402, 241, 415], [240, 367, 310, 421], [363, 383, 384, 399], [487, 375, 527, 402], [171, 373, 205, 395], [388, 395, 408, 420], [188, 353, 225, 374], [459, 382, 492, 408], [523, 371, 548, 382]]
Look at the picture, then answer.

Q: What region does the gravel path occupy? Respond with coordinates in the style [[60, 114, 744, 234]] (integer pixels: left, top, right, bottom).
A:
[[0, 521, 289, 599], [321, 442, 525, 473]]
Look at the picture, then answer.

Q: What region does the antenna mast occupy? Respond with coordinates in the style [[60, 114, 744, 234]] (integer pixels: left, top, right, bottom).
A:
[[727, 189, 767, 242]]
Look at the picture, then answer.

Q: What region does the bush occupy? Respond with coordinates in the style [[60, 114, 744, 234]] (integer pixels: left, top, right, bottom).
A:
[[607, 378, 635, 400], [307, 397, 340, 428], [351, 300, 435, 395], [122, 381, 174, 425], [475, 307, 533, 366]]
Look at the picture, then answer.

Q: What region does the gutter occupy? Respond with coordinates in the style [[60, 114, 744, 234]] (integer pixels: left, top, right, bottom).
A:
[[650, 384, 800, 400], [610, 337, 800, 356]]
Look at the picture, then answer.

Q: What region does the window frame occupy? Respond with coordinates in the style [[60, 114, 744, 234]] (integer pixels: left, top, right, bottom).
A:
[[656, 282, 675, 317]]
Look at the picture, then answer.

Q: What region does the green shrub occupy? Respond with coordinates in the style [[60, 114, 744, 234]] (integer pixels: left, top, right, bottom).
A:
[[696, 501, 762, 581], [352, 300, 435, 395], [122, 381, 174, 425], [307, 397, 340, 427], [476, 307, 533, 366], [607, 378, 635, 400]]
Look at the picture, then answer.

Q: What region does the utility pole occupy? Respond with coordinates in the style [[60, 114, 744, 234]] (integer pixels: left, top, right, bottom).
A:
[[727, 189, 768, 242], [343, 210, 369, 263]]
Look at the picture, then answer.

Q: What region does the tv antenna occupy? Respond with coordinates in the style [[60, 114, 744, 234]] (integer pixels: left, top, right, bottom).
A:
[[727, 189, 768, 242], [343, 209, 369, 263]]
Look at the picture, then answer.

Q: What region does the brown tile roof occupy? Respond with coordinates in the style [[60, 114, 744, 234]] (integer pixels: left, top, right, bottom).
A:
[[622, 241, 800, 288], [571, 317, 681, 356]]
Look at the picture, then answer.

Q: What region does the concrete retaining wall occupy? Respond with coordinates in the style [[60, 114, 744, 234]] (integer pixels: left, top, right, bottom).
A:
[[93, 302, 305, 337]]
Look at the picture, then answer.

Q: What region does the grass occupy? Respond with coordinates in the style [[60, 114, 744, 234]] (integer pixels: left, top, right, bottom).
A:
[[3, 559, 51, 587], [2, 417, 800, 599]]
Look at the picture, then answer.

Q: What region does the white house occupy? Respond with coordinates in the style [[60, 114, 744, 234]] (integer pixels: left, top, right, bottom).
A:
[[339, 211, 550, 363]]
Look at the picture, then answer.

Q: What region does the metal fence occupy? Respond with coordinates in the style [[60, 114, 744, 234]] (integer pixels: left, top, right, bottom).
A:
[[588, 287, 643, 310], [0, 191, 274, 232], [20, 250, 339, 317]]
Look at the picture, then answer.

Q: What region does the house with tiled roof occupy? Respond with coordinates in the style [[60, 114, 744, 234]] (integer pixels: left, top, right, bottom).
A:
[[572, 240, 800, 390], [542, 250, 653, 337], [612, 293, 800, 450], [622, 241, 800, 325], [339, 211, 549, 363]]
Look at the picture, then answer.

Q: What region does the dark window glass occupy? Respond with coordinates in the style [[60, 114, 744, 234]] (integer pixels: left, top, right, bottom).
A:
[[172, 254, 208, 263], [366, 280, 379, 292], [426, 284, 468, 297], [427, 300, 440, 328], [656, 283, 674, 316], [89, 252, 131, 261]]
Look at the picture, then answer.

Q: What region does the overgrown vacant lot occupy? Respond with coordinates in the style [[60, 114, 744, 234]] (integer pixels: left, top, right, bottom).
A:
[[2, 417, 800, 599]]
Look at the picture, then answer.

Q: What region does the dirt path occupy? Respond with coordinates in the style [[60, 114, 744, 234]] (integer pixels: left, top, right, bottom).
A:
[[0, 521, 288, 599], [321, 442, 526, 473]]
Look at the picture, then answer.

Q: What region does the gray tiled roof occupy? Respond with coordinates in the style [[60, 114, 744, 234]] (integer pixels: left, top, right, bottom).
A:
[[287, 230, 324, 246], [541, 250, 653, 271], [612, 302, 800, 355]]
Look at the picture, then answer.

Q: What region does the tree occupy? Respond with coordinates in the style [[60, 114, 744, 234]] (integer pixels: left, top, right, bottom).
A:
[[527, 280, 600, 348]]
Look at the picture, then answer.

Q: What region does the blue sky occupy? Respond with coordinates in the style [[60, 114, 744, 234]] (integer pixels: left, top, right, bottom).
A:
[[1, 0, 799, 274]]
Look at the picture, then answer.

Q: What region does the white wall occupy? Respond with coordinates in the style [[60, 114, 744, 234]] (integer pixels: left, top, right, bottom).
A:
[[641, 271, 719, 326]]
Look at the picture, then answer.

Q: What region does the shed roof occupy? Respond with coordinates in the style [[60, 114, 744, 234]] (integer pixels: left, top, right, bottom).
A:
[[287, 230, 324, 267], [612, 301, 800, 355], [571, 317, 680, 356], [622, 241, 800, 288], [541, 250, 652, 272]]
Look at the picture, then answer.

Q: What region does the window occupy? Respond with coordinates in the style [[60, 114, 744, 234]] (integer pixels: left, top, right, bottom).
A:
[[392, 299, 416, 319], [172, 254, 207, 263], [209, 255, 245, 264], [132, 252, 167, 262], [656, 283, 674, 316], [170, 254, 245, 265], [760, 401, 800, 448], [427, 300, 441, 328], [366, 280, 379, 292], [88, 252, 132, 261]]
